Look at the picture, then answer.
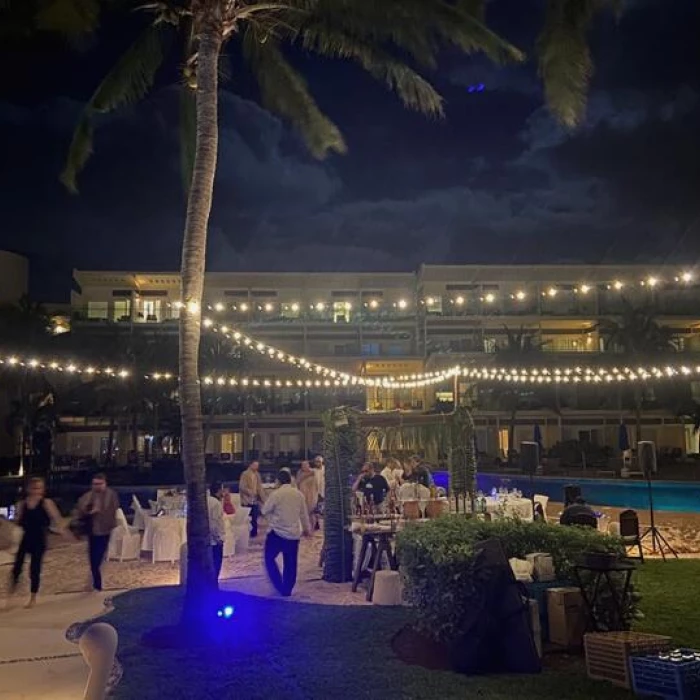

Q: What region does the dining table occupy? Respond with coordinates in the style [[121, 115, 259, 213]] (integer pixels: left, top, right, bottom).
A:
[[142, 514, 187, 551]]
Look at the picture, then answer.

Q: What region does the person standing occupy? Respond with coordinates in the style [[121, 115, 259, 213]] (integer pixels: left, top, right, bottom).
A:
[[312, 455, 325, 529], [208, 482, 226, 583], [76, 473, 119, 592], [10, 477, 63, 608], [296, 460, 319, 530], [239, 460, 266, 538], [262, 470, 310, 597]]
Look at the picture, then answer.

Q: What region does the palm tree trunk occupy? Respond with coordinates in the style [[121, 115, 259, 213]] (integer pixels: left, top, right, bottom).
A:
[[179, 20, 223, 622]]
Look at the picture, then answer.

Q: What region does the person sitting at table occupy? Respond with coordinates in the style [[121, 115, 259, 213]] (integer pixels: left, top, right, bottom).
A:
[[559, 497, 597, 528], [403, 455, 433, 489], [352, 462, 390, 506], [380, 458, 403, 491]]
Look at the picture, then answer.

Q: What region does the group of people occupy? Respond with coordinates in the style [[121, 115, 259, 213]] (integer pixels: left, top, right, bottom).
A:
[[352, 455, 434, 506], [206, 456, 326, 597], [7, 473, 119, 608]]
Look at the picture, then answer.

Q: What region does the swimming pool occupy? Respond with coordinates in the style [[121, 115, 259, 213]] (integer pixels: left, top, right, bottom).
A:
[[433, 472, 700, 513]]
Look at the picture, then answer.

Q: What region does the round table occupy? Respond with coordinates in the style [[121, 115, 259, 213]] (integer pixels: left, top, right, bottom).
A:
[[485, 497, 534, 521]]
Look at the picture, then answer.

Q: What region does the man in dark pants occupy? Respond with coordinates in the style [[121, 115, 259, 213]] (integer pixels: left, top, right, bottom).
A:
[[77, 473, 119, 591], [239, 460, 266, 538], [262, 470, 311, 597], [208, 481, 226, 583]]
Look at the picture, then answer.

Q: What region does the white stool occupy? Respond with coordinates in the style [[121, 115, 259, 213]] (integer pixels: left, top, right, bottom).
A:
[[372, 570, 402, 606]]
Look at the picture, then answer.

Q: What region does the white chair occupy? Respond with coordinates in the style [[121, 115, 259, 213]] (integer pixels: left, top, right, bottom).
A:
[[108, 525, 141, 562], [232, 506, 251, 552], [152, 524, 182, 564], [116, 508, 129, 529], [131, 495, 147, 531], [223, 516, 236, 559]]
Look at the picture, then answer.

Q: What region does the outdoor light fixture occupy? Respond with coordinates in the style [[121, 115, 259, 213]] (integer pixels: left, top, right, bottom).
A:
[[216, 605, 235, 620], [315, 302, 325, 312], [398, 299, 408, 309], [214, 302, 224, 311], [484, 293, 495, 303], [515, 291, 526, 301], [547, 287, 557, 297], [579, 284, 590, 294], [369, 299, 379, 309], [647, 277, 658, 287], [291, 303, 300, 312], [426, 297, 435, 306], [264, 303, 273, 312], [455, 296, 465, 305], [682, 272, 693, 283], [613, 280, 624, 290], [240, 303, 249, 312]]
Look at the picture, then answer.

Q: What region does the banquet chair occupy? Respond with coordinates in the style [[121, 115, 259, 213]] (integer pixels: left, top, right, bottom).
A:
[[232, 506, 251, 552], [108, 525, 142, 562], [131, 495, 147, 531], [223, 517, 236, 559], [152, 527, 181, 564], [619, 509, 644, 562]]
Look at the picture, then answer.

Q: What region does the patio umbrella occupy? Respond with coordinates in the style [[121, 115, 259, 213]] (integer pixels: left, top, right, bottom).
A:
[[533, 424, 543, 453], [618, 422, 630, 452]]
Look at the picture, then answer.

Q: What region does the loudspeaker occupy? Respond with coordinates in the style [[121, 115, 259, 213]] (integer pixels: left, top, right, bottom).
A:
[[638, 441, 657, 477], [520, 441, 539, 475]]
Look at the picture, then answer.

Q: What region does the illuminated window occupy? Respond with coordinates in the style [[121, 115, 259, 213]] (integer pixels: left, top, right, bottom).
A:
[[112, 299, 131, 321], [333, 301, 352, 323], [87, 302, 108, 320]]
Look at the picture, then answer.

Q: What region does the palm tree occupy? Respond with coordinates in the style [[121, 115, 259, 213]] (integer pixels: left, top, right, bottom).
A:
[[494, 326, 547, 466], [59, 1, 623, 623], [598, 301, 678, 443]]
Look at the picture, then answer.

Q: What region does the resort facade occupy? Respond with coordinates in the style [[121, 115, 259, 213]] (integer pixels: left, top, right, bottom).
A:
[[49, 263, 700, 466]]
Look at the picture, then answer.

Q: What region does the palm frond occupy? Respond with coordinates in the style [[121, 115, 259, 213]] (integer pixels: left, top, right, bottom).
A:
[[299, 23, 444, 116], [35, 0, 100, 37], [537, 0, 622, 127], [243, 29, 346, 159], [61, 25, 168, 192]]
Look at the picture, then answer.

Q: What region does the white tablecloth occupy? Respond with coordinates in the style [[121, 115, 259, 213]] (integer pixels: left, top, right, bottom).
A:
[[142, 516, 187, 551], [485, 497, 534, 521]]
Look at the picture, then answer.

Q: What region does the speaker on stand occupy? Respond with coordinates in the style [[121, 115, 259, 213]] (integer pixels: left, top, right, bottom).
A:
[[638, 441, 677, 560]]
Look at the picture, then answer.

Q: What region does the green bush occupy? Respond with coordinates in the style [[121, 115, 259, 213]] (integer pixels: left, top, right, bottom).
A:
[[396, 515, 633, 642]]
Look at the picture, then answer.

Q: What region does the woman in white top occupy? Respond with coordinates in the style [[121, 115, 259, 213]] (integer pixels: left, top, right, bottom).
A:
[[380, 457, 404, 490]]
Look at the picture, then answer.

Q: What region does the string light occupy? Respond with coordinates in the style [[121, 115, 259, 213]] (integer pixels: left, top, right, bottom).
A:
[[515, 291, 526, 301]]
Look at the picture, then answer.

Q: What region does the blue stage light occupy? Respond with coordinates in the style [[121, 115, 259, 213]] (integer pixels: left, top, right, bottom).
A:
[[217, 604, 235, 620]]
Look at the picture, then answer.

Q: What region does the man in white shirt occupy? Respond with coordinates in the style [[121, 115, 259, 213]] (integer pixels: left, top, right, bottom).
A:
[[208, 482, 226, 584], [261, 470, 311, 597]]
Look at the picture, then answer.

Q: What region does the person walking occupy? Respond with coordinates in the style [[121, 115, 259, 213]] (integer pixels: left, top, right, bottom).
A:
[[261, 470, 310, 597], [296, 460, 319, 530], [76, 473, 119, 592], [10, 477, 63, 608], [239, 460, 266, 538], [208, 482, 226, 583]]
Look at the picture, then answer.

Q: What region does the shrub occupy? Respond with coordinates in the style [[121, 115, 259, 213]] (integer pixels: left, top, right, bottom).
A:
[[397, 515, 635, 642]]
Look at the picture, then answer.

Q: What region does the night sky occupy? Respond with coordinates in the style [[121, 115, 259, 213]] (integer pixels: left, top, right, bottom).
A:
[[1, 0, 699, 301]]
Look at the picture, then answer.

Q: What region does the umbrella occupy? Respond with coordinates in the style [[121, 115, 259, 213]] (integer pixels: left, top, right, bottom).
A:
[[533, 424, 543, 453], [618, 422, 630, 452]]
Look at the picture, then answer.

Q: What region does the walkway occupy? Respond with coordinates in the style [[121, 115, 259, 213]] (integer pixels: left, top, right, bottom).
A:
[[0, 591, 116, 700]]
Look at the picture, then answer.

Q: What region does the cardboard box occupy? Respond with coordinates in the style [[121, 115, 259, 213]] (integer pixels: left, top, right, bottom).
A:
[[526, 552, 555, 582], [548, 587, 586, 648]]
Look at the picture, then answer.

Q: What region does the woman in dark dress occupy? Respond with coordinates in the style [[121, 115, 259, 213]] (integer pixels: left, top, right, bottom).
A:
[[10, 477, 62, 608]]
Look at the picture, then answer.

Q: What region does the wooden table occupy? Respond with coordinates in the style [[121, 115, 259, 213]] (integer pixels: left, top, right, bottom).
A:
[[351, 527, 398, 602]]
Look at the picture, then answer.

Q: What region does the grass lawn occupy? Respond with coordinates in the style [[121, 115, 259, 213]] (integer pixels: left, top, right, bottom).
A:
[[104, 560, 700, 700]]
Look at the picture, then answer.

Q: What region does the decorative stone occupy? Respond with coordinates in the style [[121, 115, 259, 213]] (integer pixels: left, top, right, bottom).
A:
[[372, 570, 402, 606], [79, 622, 118, 700]]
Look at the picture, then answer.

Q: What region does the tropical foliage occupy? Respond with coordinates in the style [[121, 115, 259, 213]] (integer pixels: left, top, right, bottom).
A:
[[398, 516, 633, 642]]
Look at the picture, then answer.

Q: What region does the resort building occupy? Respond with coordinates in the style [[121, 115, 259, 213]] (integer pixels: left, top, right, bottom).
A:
[[54, 263, 700, 465]]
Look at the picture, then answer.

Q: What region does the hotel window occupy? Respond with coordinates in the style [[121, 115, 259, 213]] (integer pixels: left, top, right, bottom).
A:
[[87, 301, 108, 320], [425, 295, 443, 314], [333, 301, 352, 323], [220, 433, 243, 455], [112, 299, 131, 321], [141, 299, 161, 322]]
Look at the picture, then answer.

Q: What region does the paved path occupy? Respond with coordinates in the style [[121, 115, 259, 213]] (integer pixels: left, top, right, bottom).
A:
[[0, 591, 118, 700]]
